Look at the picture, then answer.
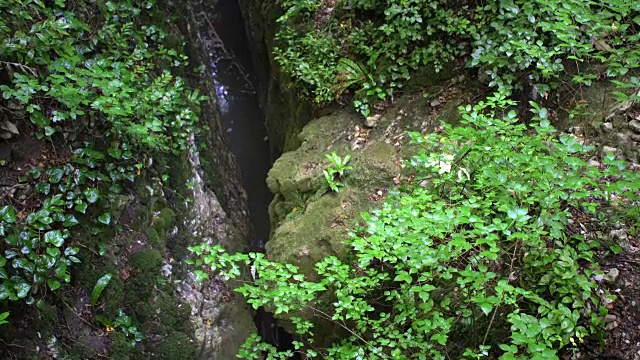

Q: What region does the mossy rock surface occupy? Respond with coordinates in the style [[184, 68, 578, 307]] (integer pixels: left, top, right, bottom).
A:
[[156, 332, 198, 360], [266, 187, 369, 276], [265, 76, 479, 278]]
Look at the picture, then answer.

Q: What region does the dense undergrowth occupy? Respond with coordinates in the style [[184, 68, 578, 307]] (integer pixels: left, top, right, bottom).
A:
[[191, 91, 640, 359], [186, 1, 640, 357], [274, 0, 640, 116], [0, 0, 203, 352], [185, 0, 640, 358]]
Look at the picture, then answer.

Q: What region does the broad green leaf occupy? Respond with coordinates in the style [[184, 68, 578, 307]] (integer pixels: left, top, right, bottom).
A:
[[99, 242, 107, 256], [393, 271, 412, 284], [193, 270, 209, 282], [47, 168, 64, 183], [63, 214, 79, 227], [55, 262, 67, 279], [0, 284, 11, 300], [0, 311, 9, 325], [91, 273, 112, 305], [14, 282, 30, 298], [30, 168, 42, 179], [74, 202, 88, 214], [47, 278, 61, 291], [46, 247, 61, 258], [35, 183, 51, 195], [479, 302, 493, 316], [44, 230, 65, 247], [84, 188, 100, 203], [64, 247, 79, 256], [0, 205, 16, 223], [98, 213, 111, 225], [538, 107, 548, 119]]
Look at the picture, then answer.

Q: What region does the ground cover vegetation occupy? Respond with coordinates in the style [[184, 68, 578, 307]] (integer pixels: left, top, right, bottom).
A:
[[188, 0, 640, 358], [191, 91, 640, 359], [274, 0, 640, 116], [0, 0, 204, 343]]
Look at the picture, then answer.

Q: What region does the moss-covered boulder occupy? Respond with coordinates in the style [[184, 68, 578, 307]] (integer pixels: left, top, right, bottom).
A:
[[265, 75, 477, 277]]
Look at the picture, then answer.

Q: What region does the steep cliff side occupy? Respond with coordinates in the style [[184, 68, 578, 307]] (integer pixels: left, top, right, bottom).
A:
[[0, 1, 256, 358], [239, 0, 312, 153]]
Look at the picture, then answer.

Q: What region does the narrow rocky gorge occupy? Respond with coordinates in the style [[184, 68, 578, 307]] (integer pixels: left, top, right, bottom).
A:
[[1, 0, 640, 358]]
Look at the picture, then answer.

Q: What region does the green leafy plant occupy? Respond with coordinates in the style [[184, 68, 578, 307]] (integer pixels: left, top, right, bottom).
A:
[[96, 309, 143, 348], [0, 0, 204, 313], [91, 273, 113, 306], [189, 92, 640, 358], [0, 311, 8, 326], [274, 0, 640, 115], [322, 152, 352, 192]]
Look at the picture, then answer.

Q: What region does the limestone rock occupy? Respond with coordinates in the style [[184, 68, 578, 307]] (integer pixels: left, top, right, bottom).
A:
[[601, 122, 614, 133], [0, 120, 19, 140], [604, 268, 620, 284], [364, 114, 381, 128], [587, 159, 602, 167], [174, 136, 255, 359], [613, 132, 631, 147], [1, 120, 19, 135]]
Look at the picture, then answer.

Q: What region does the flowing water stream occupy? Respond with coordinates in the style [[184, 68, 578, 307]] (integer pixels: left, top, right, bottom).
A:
[[205, 0, 272, 250], [201, 0, 294, 351]]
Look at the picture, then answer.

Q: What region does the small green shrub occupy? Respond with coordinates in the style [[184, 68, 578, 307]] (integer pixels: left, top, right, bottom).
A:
[[96, 309, 143, 349], [189, 92, 640, 358], [274, 0, 640, 116], [323, 152, 353, 192], [0, 0, 204, 317]]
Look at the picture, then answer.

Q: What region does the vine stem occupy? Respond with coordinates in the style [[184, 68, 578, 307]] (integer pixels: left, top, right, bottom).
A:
[[307, 305, 375, 350], [482, 304, 499, 346], [483, 239, 518, 347]]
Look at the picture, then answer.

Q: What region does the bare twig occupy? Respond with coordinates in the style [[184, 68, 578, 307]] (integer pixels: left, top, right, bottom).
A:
[[0, 61, 39, 77]]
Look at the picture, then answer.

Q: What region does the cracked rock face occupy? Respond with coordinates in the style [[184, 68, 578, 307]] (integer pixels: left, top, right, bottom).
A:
[[571, 86, 640, 166], [173, 135, 255, 360]]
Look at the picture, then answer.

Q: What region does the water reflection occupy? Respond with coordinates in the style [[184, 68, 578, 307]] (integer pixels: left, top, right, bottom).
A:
[[203, 0, 273, 252]]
